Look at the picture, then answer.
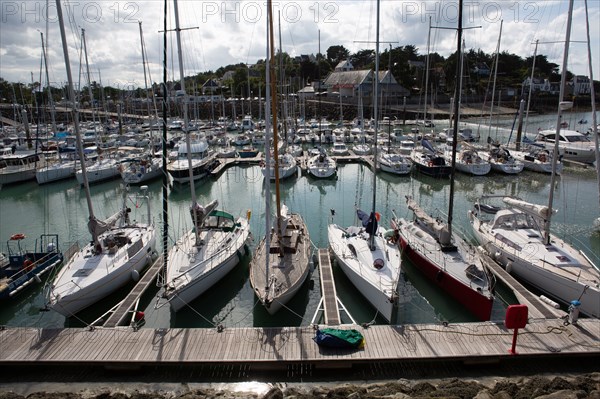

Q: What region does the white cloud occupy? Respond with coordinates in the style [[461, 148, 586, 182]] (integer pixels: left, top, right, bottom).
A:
[[0, 0, 598, 89]]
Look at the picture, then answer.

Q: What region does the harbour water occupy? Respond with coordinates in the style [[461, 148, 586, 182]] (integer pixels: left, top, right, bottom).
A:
[[1, 112, 598, 329]]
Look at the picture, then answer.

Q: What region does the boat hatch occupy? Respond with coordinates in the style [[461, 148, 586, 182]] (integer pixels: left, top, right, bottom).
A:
[[73, 268, 93, 277], [373, 258, 384, 270]]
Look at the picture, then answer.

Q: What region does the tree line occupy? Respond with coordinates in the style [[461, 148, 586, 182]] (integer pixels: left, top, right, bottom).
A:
[[1, 43, 597, 109]]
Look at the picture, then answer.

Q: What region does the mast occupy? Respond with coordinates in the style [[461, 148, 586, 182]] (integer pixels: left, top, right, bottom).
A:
[[278, 12, 288, 146], [487, 20, 503, 140], [159, 0, 169, 286], [423, 16, 431, 124], [139, 21, 152, 119], [173, 0, 200, 243], [81, 29, 96, 125], [267, 0, 283, 253], [583, 0, 599, 208], [55, 0, 97, 243], [545, 0, 574, 246], [263, 0, 273, 286], [40, 32, 57, 133], [523, 39, 539, 138], [369, 0, 381, 250], [447, 0, 464, 239]]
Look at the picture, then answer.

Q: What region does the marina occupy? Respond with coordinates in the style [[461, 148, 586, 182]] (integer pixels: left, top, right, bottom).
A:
[[0, 143, 598, 329], [0, 0, 599, 384]]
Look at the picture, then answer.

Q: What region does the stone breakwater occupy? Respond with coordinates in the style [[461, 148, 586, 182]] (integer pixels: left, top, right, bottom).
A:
[[1, 373, 599, 399]]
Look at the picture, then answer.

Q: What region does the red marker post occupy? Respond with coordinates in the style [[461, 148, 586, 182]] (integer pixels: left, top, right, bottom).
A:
[[504, 304, 528, 355]]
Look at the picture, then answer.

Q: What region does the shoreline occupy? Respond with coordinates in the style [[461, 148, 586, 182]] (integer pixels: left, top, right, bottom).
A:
[[1, 372, 599, 398]]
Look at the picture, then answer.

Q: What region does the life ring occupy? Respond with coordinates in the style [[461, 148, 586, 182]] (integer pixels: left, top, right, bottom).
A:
[[10, 233, 25, 240]]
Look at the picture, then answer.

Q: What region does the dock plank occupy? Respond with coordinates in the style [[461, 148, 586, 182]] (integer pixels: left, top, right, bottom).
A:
[[0, 319, 597, 368]]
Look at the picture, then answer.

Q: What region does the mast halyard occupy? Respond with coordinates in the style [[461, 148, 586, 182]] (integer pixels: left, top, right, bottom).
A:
[[447, 0, 464, 240], [545, 0, 574, 246], [369, 0, 381, 251], [40, 32, 57, 133]]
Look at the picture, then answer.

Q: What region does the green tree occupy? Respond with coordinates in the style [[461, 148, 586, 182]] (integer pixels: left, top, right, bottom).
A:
[[326, 45, 350, 66]]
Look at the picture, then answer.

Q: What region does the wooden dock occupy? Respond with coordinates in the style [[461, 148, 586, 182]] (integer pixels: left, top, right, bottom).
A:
[[101, 257, 163, 328], [210, 153, 263, 176], [478, 248, 566, 320], [317, 248, 341, 326], [299, 151, 375, 175], [0, 319, 597, 372]]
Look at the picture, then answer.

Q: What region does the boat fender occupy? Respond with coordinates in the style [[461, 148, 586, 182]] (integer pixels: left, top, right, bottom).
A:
[[34, 274, 42, 284], [493, 251, 501, 261], [134, 311, 145, 322], [505, 261, 513, 274], [23, 258, 33, 272], [131, 269, 140, 282], [436, 270, 444, 282], [539, 295, 560, 309]]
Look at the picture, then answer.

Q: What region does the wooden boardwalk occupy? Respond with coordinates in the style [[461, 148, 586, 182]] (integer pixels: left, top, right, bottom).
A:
[[317, 248, 341, 326], [479, 249, 566, 320], [0, 319, 597, 369], [102, 257, 163, 328], [210, 153, 263, 176]]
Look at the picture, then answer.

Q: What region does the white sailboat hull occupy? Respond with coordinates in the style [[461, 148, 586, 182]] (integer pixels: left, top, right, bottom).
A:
[[36, 162, 76, 184], [327, 224, 401, 322], [76, 158, 120, 185], [166, 218, 250, 312], [48, 225, 156, 317], [469, 209, 600, 318], [307, 155, 337, 179]]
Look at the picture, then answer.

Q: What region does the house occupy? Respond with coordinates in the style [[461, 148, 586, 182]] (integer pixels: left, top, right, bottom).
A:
[[321, 69, 409, 100], [472, 63, 491, 76], [221, 70, 235, 81], [202, 78, 220, 93], [297, 84, 316, 99], [570, 75, 591, 95], [408, 60, 425, 70], [334, 60, 354, 72], [522, 77, 550, 93], [323, 70, 372, 97]]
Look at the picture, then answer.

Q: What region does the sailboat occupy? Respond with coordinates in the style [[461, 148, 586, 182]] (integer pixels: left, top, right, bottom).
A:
[[468, 0, 599, 319], [121, 22, 162, 185], [46, 0, 156, 317], [163, 0, 251, 312], [391, 0, 495, 322], [249, 0, 312, 315], [328, 0, 402, 323]]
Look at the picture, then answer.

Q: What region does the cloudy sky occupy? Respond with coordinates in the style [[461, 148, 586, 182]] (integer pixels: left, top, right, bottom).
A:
[[0, 0, 598, 90]]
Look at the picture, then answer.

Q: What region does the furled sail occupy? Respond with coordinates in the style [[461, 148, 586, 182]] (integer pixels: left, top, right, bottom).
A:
[[407, 197, 451, 246], [190, 199, 219, 230], [502, 197, 553, 220]]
